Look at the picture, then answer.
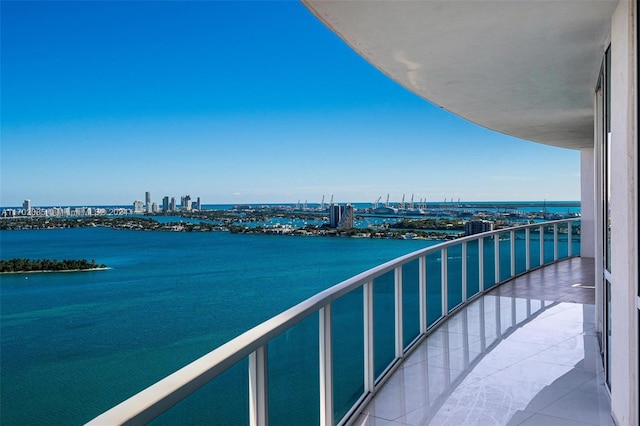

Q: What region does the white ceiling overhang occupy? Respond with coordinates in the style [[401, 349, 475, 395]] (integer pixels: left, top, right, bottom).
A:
[[302, 0, 617, 149]]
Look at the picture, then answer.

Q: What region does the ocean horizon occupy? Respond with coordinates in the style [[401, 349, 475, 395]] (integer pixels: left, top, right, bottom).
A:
[[1, 200, 580, 211]]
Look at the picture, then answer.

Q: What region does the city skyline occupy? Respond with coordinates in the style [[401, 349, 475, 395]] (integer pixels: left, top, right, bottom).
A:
[[2, 194, 580, 211], [1, 2, 580, 207]]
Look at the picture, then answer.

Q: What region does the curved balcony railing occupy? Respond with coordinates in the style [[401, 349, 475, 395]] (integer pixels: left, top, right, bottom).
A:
[[87, 218, 580, 426]]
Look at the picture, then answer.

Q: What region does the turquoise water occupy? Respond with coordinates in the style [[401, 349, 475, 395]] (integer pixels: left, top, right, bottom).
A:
[[0, 228, 437, 425]]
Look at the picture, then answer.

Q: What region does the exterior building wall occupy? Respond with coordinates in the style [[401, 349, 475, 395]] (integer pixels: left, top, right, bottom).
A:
[[609, 1, 638, 424], [580, 148, 596, 259]]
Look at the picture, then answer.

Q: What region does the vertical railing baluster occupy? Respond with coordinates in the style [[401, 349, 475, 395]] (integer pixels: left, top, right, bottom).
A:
[[478, 237, 484, 292], [553, 224, 559, 261], [319, 305, 333, 426], [494, 234, 500, 285], [363, 281, 374, 393], [441, 248, 448, 315], [461, 242, 467, 302], [510, 230, 516, 277], [525, 227, 531, 271], [394, 267, 403, 357], [568, 220, 573, 257], [539, 226, 544, 265], [249, 346, 268, 426], [419, 256, 427, 333]]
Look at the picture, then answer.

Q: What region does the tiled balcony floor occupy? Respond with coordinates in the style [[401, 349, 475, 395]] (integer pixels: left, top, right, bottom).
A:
[[488, 257, 595, 304], [356, 258, 612, 426]]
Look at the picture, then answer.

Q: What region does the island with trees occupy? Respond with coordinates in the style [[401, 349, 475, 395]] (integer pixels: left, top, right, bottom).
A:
[[2, 205, 530, 240], [0, 214, 463, 239], [0, 258, 108, 273]]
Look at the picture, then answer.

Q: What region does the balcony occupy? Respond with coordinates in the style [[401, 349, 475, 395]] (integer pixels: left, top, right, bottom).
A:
[[88, 219, 611, 425], [357, 257, 612, 425]]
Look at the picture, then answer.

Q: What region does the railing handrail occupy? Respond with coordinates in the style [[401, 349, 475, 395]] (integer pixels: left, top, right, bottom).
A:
[[87, 218, 580, 425]]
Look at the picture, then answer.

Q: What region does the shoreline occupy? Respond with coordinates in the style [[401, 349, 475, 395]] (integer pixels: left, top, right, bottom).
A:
[[0, 267, 110, 275]]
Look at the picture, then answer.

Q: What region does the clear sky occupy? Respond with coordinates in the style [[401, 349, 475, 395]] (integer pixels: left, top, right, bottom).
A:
[[1, 1, 580, 207]]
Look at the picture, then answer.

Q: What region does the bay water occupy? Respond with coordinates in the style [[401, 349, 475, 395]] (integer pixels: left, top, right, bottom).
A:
[[0, 228, 437, 425]]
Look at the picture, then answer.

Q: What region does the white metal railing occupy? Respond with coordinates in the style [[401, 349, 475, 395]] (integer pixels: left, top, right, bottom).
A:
[[87, 218, 580, 426]]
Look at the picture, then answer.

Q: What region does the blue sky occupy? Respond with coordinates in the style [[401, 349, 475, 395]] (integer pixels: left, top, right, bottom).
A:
[[1, 1, 580, 207]]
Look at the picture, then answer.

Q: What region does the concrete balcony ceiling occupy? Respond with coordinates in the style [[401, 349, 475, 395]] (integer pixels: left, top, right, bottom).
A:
[[302, 0, 617, 149]]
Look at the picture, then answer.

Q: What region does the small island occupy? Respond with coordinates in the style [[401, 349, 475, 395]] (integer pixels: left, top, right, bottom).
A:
[[0, 258, 107, 273]]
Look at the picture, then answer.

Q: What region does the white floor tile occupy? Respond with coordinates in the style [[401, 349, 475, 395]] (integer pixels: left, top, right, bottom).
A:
[[539, 387, 614, 425], [358, 295, 611, 426], [361, 382, 426, 421], [505, 410, 536, 425], [517, 413, 596, 426], [355, 413, 408, 425], [506, 327, 578, 346]]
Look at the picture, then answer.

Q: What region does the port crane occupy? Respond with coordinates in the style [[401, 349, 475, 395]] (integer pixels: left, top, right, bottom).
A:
[[373, 196, 382, 209]]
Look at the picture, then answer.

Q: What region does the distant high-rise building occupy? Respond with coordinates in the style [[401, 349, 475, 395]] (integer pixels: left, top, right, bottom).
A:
[[170, 197, 176, 212], [329, 203, 355, 229], [145, 192, 151, 213], [151, 203, 159, 213], [133, 200, 144, 214], [328, 204, 343, 228], [338, 204, 355, 229], [181, 195, 191, 211], [22, 199, 31, 212], [464, 220, 494, 236], [162, 196, 169, 212], [329, 204, 341, 228], [196, 197, 201, 210]]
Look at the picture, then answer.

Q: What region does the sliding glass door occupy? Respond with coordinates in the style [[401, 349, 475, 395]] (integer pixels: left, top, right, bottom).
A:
[[596, 46, 612, 391]]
